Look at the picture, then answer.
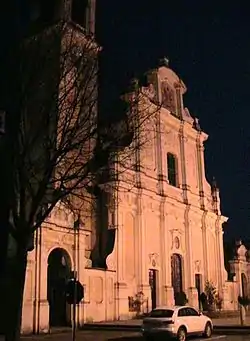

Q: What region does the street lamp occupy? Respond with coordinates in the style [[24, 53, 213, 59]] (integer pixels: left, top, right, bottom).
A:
[[72, 215, 80, 341]]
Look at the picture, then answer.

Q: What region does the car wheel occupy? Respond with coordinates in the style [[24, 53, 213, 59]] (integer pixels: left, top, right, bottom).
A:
[[177, 327, 186, 341], [203, 322, 212, 338]]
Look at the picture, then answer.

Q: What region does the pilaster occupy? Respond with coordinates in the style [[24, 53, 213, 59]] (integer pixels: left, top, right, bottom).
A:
[[188, 287, 199, 309], [159, 198, 167, 305], [32, 227, 50, 334], [163, 212, 172, 286], [178, 122, 189, 203], [139, 207, 150, 289], [114, 282, 129, 320], [196, 133, 205, 210], [201, 211, 208, 281], [136, 188, 145, 288], [183, 205, 192, 290], [215, 216, 228, 293], [164, 286, 175, 306]]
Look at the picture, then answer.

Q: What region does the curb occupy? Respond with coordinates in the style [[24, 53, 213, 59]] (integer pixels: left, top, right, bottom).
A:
[[81, 323, 250, 333], [18, 324, 250, 338], [214, 325, 250, 330], [82, 324, 140, 332]]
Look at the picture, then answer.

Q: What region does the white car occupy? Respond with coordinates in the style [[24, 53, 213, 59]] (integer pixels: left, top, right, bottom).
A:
[[141, 306, 213, 341]]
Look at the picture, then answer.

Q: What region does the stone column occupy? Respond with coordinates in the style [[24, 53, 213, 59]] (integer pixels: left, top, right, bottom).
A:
[[164, 213, 172, 286], [201, 212, 208, 281], [215, 220, 222, 292], [183, 207, 191, 290], [21, 256, 35, 334], [158, 199, 167, 306], [33, 227, 49, 334], [117, 210, 125, 282], [77, 230, 87, 326], [183, 205, 195, 303], [136, 190, 143, 286], [178, 123, 189, 203], [188, 287, 199, 309], [159, 198, 176, 306], [114, 208, 129, 319], [196, 134, 205, 210], [219, 229, 227, 283], [138, 199, 151, 308]]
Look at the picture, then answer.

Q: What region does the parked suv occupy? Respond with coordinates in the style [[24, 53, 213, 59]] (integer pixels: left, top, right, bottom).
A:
[[141, 306, 213, 341]]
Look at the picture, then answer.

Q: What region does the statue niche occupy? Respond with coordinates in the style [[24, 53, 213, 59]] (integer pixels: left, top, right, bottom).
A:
[[161, 81, 176, 115]]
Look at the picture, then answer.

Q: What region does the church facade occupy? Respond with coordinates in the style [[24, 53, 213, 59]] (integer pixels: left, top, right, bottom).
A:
[[20, 62, 243, 334], [106, 62, 229, 317], [18, 0, 243, 335]]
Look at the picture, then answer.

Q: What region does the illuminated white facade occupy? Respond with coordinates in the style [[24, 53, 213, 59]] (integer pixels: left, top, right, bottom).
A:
[[21, 63, 239, 334]]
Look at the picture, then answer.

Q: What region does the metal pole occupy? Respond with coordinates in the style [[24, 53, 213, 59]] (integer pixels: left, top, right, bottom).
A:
[[72, 275, 77, 341], [72, 219, 78, 341]]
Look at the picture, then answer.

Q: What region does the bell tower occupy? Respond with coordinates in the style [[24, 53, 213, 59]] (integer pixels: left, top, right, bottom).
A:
[[71, 0, 96, 35], [28, 0, 96, 36]]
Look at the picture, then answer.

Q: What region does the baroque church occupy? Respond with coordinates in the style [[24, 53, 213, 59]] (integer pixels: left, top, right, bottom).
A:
[[18, 0, 245, 335]]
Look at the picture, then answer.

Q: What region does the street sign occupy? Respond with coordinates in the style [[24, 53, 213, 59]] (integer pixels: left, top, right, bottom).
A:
[[66, 279, 84, 304]]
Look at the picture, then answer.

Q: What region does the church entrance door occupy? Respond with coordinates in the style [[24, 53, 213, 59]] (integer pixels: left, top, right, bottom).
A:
[[47, 248, 72, 327], [149, 269, 158, 310], [171, 254, 183, 305], [195, 274, 202, 309]]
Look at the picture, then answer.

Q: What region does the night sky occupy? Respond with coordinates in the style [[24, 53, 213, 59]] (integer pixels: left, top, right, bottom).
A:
[[96, 2, 250, 241]]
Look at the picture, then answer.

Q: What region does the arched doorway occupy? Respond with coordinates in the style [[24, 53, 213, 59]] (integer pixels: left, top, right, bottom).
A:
[[195, 274, 202, 309], [149, 269, 158, 310], [47, 248, 72, 327], [241, 273, 248, 297], [171, 253, 183, 294]]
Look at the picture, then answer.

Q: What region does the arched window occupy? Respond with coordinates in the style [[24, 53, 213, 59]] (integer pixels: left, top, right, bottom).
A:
[[167, 153, 178, 187], [241, 273, 248, 297]]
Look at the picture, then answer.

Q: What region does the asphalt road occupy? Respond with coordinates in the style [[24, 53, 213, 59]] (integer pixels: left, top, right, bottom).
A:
[[19, 332, 250, 341]]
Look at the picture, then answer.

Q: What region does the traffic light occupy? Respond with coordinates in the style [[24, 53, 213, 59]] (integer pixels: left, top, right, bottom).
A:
[[65, 279, 84, 305]]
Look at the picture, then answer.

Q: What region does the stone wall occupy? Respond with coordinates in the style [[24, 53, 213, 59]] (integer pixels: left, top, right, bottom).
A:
[[222, 280, 239, 311], [83, 268, 116, 322]]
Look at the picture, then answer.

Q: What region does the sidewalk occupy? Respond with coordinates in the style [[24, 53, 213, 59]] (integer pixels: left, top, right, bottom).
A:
[[83, 316, 250, 329], [1, 316, 249, 341]]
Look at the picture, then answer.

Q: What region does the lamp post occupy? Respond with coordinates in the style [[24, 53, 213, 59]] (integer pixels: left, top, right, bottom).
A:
[[72, 216, 80, 341]]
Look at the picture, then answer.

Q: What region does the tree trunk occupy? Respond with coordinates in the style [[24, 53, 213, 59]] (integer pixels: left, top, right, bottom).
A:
[[3, 245, 28, 341]]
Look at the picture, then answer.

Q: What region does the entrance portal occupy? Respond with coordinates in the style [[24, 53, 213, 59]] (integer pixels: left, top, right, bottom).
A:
[[171, 253, 183, 294], [149, 269, 158, 310], [47, 248, 72, 327], [195, 274, 202, 309]]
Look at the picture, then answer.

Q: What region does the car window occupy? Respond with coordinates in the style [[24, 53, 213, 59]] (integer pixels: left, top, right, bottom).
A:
[[149, 309, 174, 318], [186, 308, 199, 316], [178, 308, 186, 317]]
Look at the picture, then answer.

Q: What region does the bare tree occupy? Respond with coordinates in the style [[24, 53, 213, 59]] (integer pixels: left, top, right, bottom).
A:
[[0, 20, 160, 341]]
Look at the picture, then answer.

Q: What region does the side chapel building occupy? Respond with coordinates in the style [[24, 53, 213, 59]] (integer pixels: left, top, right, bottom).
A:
[[19, 0, 242, 335]]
